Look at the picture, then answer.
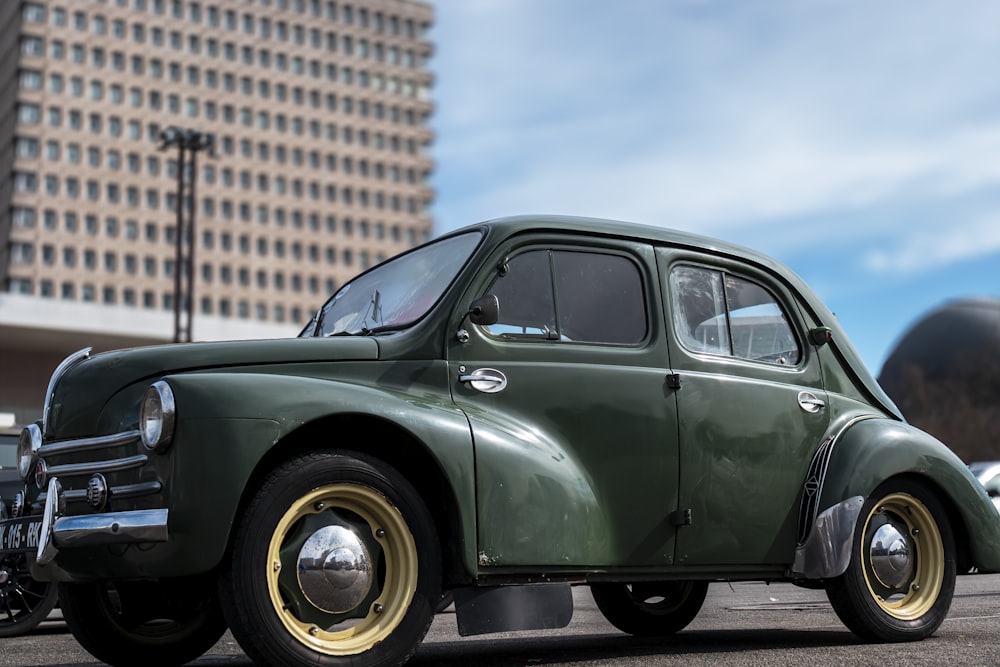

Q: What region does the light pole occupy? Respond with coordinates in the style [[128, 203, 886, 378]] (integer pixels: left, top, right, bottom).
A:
[[158, 127, 214, 343]]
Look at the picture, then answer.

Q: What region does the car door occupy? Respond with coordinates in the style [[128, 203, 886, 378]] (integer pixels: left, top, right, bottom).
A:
[[658, 249, 830, 567], [449, 235, 682, 568]]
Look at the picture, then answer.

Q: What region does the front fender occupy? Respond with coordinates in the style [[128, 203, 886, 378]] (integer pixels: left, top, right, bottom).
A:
[[815, 418, 1000, 573], [152, 366, 475, 577]]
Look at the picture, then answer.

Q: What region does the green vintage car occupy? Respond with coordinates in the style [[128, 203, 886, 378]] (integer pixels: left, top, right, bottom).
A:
[[3, 216, 999, 667]]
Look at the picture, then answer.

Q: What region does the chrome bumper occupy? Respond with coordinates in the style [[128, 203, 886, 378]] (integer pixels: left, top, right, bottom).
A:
[[37, 477, 169, 565]]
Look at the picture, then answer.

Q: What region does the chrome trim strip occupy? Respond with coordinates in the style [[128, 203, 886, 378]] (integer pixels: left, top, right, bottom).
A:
[[42, 347, 92, 437], [53, 508, 169, 548], [41, 481, 162, 504], [797, 414, 881, 544], [102, 481, 163, 500], [38, 430, 141, 457], [43, 454, 149, 479]]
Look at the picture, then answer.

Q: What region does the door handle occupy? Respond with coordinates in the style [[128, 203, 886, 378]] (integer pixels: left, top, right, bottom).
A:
[[797, 391, 825, 414], [459, 368, 507, 394]]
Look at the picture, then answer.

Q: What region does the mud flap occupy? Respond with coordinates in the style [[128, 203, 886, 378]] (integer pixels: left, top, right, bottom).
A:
[[453, 584, 574, 636]]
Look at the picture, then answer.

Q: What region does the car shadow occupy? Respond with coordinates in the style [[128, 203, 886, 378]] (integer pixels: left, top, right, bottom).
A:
[[410, 628, 863, 665]]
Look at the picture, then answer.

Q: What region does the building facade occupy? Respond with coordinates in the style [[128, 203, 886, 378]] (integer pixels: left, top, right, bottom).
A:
[[0, 0, 435, 422]]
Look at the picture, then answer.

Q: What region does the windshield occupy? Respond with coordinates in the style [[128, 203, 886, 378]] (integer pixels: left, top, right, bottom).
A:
[[304, 231, 482, 337]]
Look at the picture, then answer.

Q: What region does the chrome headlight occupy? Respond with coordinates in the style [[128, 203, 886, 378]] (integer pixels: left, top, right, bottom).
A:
[[17, 423, 42, 482], [139, 381, 176, 453]]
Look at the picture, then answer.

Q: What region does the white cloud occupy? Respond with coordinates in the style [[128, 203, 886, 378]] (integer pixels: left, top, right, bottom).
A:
[[436, 119, 1000, 249], [863, 215, 1000, 274], [430, 0, 1000, 273]]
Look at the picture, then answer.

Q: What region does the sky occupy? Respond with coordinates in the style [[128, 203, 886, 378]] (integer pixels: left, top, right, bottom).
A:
[[426, 0, 1000, 375]]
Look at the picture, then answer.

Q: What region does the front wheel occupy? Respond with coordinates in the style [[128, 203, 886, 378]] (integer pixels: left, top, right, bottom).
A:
[[219, 450, 441, 667], [826, 478, 956, 642], [591, 580, 708, 636], [0, 553, 58, 637], [58, 576, 228, 667]]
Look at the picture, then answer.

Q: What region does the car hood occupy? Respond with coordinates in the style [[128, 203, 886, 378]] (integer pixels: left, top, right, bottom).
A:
[[46, 337, 380, 439]]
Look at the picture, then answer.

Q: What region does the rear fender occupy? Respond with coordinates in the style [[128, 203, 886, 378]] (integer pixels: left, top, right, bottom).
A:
[[797, 417, 1000, 577]]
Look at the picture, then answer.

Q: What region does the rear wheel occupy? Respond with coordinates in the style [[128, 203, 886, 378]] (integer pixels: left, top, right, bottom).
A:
[[826, 479, 956, 642], [0, 553, 58, 637], [59, 576, 227, 667], [591, 580, 708, 636], [219, 450, 441, 667]]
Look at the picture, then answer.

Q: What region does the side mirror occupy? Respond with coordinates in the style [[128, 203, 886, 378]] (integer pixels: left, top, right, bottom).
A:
[[467, 295, 499, 326], [809, 326, 833, 346]]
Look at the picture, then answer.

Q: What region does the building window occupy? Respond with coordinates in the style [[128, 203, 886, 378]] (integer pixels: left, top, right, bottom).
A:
[[12, 207, 37, 228], [18, 103, 42, 125], [19, 69, 43, 90], [15, 137, 40, 159], [21, 35, 45, 56]]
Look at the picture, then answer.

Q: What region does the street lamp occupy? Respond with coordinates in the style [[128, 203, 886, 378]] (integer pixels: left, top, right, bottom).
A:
[[158, 127, 214, 343]]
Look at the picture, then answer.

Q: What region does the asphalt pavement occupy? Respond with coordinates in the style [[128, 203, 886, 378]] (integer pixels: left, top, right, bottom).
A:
[[6, 573, 1000, 666]]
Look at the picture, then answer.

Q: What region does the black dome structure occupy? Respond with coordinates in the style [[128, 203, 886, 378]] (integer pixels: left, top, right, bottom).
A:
[[878, 298, 1000, 462]]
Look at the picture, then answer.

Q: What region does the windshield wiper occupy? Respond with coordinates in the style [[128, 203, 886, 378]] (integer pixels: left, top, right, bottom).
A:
[[360, 289, 383, 333], [361, 324, 409, 336]]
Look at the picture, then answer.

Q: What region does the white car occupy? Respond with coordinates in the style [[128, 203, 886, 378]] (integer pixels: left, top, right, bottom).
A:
[[969, 461, 1000, 511]]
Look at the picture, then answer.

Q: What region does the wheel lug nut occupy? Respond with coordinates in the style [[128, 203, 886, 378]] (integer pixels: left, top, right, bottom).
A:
[[912, 583, 920, 592], [273, 561, 281, 572], [375, 528, 386, 538], [309, 626, 319, 636], [911, 528, 920, 536], [314, 502, 325, 511], [373, 603, 383, 614]]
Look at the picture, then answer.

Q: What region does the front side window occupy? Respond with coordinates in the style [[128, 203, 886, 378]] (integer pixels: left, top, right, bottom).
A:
[[483, 249, 647, 345], [670, 265, 800, 365]]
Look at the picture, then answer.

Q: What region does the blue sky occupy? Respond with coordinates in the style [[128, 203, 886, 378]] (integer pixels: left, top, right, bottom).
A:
[[427, 0, 1000, 375]]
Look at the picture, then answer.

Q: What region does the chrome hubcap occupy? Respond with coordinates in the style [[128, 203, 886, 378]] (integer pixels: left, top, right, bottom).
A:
[[869, 521, 913, 589], [297, 525, 373, 613]]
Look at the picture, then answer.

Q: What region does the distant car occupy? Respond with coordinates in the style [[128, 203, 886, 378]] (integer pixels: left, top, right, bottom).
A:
[[969, 461, 1000, 510], [0, 429, 57, 636], [4, 215, 1000, 667]]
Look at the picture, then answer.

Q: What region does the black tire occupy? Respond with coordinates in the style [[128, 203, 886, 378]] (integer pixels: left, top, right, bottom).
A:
[[591, 580, 708, 636], [58, 576, 228, 667], [0, 553, 58, 637], [826, 478, 956, 642], [219, 450, 441, 667]]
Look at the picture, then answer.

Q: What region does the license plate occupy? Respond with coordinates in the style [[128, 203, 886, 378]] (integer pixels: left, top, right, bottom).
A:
[[0, 517, 43, 555]]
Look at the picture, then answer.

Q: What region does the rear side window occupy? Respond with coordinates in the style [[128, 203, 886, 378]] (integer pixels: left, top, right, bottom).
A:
[[484, 249, 647, 345], [670, 265, 800, 365]]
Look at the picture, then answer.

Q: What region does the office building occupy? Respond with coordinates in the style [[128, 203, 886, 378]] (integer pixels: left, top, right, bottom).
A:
[[0, 0, 435, 422]]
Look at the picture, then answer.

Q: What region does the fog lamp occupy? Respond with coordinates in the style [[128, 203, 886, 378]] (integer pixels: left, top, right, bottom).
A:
[[35, 459, 48, 490]]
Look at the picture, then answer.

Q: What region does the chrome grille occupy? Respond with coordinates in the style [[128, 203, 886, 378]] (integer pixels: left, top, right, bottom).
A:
[[35, 429, 161, 505]]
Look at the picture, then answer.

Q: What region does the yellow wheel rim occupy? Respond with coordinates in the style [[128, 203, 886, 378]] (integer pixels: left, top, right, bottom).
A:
[[265, 484, 418, 656], [859, 492, 943, 620]]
